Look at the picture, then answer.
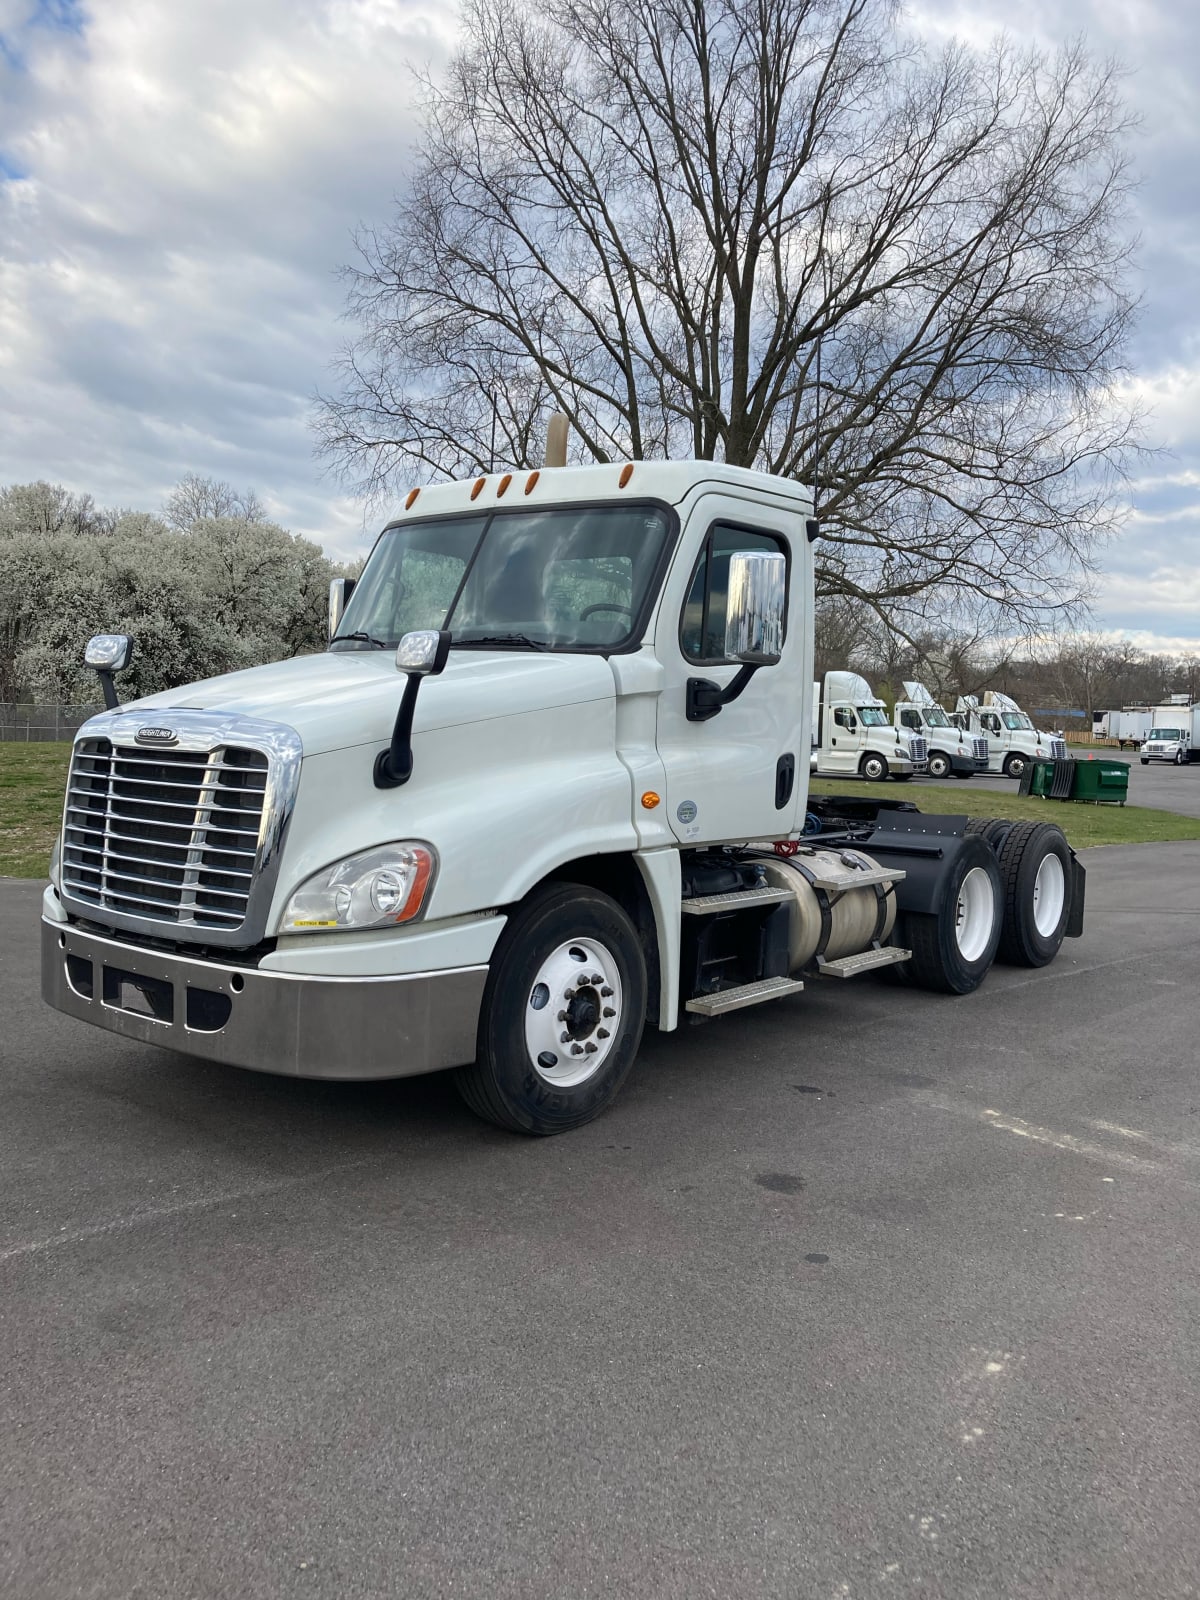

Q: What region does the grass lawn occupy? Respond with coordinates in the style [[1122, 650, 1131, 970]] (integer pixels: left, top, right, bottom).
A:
[[808, 776, 1200, 850], [0, 743, 71, 878], [4, 743, 1200, 878]]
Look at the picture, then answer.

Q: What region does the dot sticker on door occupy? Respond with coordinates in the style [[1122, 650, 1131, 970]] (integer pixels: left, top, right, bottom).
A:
[[676, 799, 700, 836]]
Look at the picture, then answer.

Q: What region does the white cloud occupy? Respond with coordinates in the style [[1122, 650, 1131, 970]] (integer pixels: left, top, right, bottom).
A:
[[0, 0, 456, 555]]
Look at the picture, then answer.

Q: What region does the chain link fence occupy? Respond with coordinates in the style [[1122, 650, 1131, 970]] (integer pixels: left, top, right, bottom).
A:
[[1, 704, 103, 742]]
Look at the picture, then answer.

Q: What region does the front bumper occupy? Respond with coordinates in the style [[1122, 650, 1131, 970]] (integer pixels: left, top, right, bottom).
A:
[[42, 918, 487, 1081], [951, 754, 989, 775]]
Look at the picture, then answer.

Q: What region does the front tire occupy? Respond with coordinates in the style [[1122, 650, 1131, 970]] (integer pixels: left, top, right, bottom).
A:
[[994, 822, 1072, 967], [896, 835, 1003, 995], [455, 883, 647, 1135], [861, 753, 889, 782], [1175, 750, 1186, 766], [1004, 753, 1028, 779], [927, 752, 951, 780]]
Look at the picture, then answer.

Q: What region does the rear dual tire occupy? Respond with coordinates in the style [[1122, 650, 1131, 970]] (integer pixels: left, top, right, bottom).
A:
[[896, 835, 1003, 995]]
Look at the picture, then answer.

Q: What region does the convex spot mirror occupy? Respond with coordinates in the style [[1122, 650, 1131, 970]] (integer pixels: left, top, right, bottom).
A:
[[395, 629, 452, 676], [84, 633, 133, 671], [724, 551, 785, 666], [328, 577, 356, 640]]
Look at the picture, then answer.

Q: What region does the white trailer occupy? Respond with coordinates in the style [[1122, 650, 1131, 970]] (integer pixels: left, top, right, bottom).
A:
[[42, 441, 1085, 1135], [892, 681, 988, 780], [810, 671, 922, 781], [1094, 707, 1152, 749], [952, 691, 1066, 779]]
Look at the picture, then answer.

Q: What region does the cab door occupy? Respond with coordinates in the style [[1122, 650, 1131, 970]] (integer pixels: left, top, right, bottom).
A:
[[824, 703, 861, 774], [654, 494, 809, 845]]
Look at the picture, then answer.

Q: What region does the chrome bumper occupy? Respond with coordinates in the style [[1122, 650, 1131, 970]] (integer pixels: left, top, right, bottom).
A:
[[42, 918, 487, 1081]]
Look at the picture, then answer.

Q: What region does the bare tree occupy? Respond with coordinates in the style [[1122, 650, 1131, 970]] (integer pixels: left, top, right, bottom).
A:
[[316, 0, 1140, 640], [164, 474, 266, 531]]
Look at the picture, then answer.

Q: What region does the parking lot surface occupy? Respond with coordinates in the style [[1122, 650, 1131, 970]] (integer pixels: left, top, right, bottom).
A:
[[928, 746, 1200, 817], [3, 847, 1200, 1600]]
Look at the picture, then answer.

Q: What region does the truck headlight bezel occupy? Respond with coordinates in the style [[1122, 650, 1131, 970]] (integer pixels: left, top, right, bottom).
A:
[[280, 842, 437, 934]]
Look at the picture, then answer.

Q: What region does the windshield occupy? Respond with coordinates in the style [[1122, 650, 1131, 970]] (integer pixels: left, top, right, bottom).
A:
[[333, 504, 674, 652], [858, 706, 889, 726], [924, 707, 951, 728], [1001, 712, 1034, 731], [1149, 728, 1182, 741]]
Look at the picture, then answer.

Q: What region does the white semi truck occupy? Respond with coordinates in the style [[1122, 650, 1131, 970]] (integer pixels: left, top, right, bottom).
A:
[[42, 446, 1085, 1135], [1141, 696, 1199, 764], [951, 691, 1066, 779], [810, 671, 924, 781], [892, 681, 988, 780]]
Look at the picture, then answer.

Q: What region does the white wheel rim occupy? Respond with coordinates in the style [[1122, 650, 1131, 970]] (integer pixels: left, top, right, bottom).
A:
[[954, 867, 995, 963], [1032, 851, 1066, 937], [523, 938, 623, 1089]]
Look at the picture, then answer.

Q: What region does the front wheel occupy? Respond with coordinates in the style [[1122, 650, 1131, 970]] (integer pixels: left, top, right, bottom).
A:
[[927, 752, 951, 780], [1141, 758, 1149, 766], [1003, 753, 1028, 779], [861, 753, 889, 782], [455, 883, 647, 1135], [1175, 750, 1186, 766]]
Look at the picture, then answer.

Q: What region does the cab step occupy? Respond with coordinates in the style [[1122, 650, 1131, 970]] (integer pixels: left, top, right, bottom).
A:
[[680, 886, 792, 915], [816, 945, 911, 978], [801, 865, 905, 894], [685, 975, 805, 1016]]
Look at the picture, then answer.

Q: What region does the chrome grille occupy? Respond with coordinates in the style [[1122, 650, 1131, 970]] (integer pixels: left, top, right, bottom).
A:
[[1049, 737, 1067, 760], [972, 737, 988, 761], [909, 736, 928, 763], [62, 739, 268, 930]]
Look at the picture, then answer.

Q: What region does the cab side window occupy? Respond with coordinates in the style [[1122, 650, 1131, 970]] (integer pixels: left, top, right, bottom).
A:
[[681, 523, 788, 663], [901, 709, 919, 730], [834, 708, 856, 730]]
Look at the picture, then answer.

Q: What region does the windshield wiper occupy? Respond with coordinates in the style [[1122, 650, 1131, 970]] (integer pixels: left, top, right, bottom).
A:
[[333, 631, 389, 649], [455, 633, 550, 652]]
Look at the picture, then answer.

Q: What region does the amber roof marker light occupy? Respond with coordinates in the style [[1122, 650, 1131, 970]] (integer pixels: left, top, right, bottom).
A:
[[524, 471, 540, 495], [619, 464, 634, 488], [470, 477, 486, 501], [405, 487, 420, 510], [497, 473, 513, 497]]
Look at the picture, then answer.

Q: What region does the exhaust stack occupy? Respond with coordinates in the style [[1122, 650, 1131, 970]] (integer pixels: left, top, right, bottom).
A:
[[543, 413, 569, 468]]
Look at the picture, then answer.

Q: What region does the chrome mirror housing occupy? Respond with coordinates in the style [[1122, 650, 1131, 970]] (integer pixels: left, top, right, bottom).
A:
[[84, 633, 133, 672], [725, 551, 785, 665], [395, 630, 451, 677], [328, 577, 355, 641]]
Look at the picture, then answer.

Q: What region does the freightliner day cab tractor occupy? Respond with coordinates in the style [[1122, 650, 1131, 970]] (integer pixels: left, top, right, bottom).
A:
[[1141, 696, 1199, 764], [951, 691, 1067, 780], [810, 671, 924, 782], [892, 681, 988, 780], [42, 438, 1086, 1135]]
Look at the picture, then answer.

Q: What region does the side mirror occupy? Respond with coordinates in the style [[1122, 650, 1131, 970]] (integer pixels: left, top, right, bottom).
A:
[[84, 633, 134, 710], [375, 630, 452, 789], [724, 551, 785, 666], [686, 552, 786, 723], [395, 630, 452, 676], [328, 577, 356, 641]]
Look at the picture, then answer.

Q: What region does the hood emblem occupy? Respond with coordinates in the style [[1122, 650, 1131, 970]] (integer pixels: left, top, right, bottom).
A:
[[135, 725, 178, 747]]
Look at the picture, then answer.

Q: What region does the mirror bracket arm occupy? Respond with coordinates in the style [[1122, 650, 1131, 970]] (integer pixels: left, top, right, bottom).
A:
[[374, 673, 423, 788], [95, 669, 119, 711], [686, 663, 759, 722]]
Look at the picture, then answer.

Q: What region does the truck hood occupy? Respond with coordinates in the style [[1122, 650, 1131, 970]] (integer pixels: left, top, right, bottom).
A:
[[125, 649, 616, 756]]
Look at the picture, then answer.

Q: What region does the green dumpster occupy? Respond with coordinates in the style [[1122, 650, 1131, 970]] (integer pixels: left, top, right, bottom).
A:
[[1020, 760, 1055, 798], [1071, 757, 1129, 805]]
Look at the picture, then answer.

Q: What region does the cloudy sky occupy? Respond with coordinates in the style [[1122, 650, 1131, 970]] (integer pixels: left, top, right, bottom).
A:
[[1, 0, 1198, 649]]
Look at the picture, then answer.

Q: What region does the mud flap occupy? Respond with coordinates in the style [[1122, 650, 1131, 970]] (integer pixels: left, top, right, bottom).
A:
[[1066, 855, 1086, 938]]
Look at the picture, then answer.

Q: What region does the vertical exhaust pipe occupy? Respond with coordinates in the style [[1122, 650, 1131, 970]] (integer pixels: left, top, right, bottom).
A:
[[544, 413, 569, 468]]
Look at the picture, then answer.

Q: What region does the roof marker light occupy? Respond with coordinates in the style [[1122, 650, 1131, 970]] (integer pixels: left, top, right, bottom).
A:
[[619, 464, 634, 488], [470, 477, 486, 501], [497, 473, 512, 496], [405, 487, 420, 509], [525, 471, 540, 495]]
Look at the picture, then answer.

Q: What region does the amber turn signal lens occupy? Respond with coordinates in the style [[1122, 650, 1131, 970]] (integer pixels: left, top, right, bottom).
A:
[[640, 791, 661, 809]]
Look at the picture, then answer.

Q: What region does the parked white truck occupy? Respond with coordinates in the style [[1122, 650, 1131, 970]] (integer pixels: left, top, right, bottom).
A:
[[951, 692, 1066, 779], [892, 682, 988, 780], [810, 671, 924, 781], [1093, 707, 1152, 749], [1141, 696, 1199, 764], [42, 448, 1085, 1134]]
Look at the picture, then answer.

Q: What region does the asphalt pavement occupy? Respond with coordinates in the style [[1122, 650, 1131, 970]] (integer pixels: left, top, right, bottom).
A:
[[3, 850, 1200, 1600], [924, 746, 1200, 818]]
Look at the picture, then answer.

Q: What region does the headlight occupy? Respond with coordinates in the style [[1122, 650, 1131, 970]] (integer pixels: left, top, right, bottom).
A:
[[49, 834, 61, 890], [281, 843, 435, 933]]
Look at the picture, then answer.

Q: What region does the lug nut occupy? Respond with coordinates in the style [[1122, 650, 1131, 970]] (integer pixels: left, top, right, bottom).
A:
[[603, 1007, 616, 1018], [600, 986, 613, 998], [570, 1043, 584, 1056], [584, 1042, 598, 1054], [597, 1028, 610, 1040], [557, 1010, 568, 1021], [589, 973, 603, 985], [560, 1032, 570, 1044]]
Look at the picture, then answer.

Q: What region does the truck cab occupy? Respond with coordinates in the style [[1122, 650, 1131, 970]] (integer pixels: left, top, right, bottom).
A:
[[810, 671, 921, 781], [1141, 700, 1197, 764], [953, 692, 1066, 779], [892, 681, 987, 779], [42, 452, 1085, 1136]]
